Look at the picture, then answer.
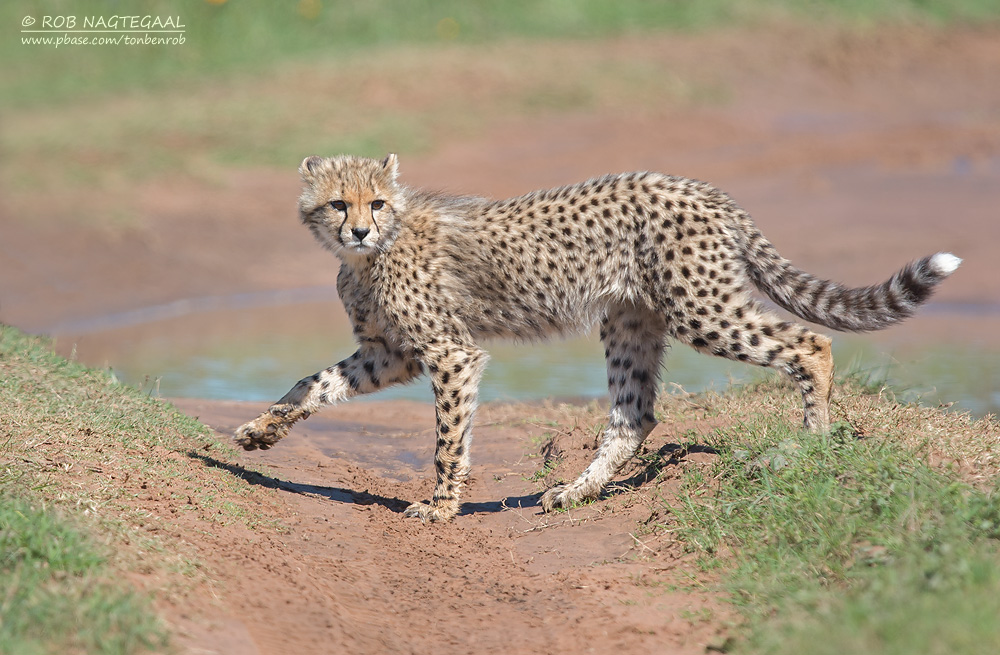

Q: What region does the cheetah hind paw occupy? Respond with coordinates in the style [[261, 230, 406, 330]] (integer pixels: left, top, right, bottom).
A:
[[403, 500, 459, 523], [540, 483, 594, 512]]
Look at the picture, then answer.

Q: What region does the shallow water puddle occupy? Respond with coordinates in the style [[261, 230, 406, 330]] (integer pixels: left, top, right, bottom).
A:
[[56, 299, 1000, 417]]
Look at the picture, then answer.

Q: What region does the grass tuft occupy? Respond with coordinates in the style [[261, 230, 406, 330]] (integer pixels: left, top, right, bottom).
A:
[[668, 377, 1000, 653], [0, 495, 166, 655], [1, 324, 280, 653]]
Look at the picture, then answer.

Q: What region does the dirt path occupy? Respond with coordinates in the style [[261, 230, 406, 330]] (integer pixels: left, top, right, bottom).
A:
[[167, 398, 728, 654]]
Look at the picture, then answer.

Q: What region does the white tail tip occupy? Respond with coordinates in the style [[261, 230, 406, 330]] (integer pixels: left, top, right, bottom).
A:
[[930, 252, 962, 276]]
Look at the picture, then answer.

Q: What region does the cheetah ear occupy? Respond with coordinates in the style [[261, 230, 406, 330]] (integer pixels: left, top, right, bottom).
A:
[[381, 153, 399, 182], [300, 156, 326, 183]]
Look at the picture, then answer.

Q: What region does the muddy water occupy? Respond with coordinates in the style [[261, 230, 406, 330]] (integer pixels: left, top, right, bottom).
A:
[[58, 298, 1000, 417]]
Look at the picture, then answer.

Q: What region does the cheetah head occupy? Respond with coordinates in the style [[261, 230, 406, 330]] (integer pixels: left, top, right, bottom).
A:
[[298, 154, 406, 259]]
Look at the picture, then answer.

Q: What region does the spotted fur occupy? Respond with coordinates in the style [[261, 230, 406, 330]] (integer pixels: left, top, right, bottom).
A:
[[234, 154, 959, 521]]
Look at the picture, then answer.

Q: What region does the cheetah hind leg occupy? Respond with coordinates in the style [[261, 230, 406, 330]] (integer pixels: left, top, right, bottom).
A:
[[539, 415, 658, 512], [541, 304, 665, 511], [795, 332, 834, 433], [673, 301, 836, 433]]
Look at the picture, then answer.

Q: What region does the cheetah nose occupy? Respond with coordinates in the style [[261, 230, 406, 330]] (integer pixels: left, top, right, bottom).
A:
[[351, 227, 370, 242]]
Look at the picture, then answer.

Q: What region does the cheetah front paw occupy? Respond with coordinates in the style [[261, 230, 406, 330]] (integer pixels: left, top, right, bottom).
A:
[[403, 500, 459, 523], [233, 404, 308, 451], [540, 483, 593, 512]]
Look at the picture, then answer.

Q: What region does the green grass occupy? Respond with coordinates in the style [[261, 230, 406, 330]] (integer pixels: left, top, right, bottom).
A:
[[0, 495, 166, 655], [667, 378, 1000, 654], [4, 0, 998, 109], [0, 324, 278, 653]]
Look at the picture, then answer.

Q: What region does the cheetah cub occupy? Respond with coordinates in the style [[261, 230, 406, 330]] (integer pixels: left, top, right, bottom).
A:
[[235, 154, 960, 522]]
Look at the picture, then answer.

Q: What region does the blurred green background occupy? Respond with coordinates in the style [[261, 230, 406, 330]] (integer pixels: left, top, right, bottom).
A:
[[4, 0, 998, 211], [6, 0, 997, 109]]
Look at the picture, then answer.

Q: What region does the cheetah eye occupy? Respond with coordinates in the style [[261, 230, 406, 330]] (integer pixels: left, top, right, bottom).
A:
[[329, 200, 347, 212], [371, 200, 385, 210]]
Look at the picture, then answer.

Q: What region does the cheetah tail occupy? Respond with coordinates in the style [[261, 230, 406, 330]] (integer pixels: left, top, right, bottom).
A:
[[744, 238, 961, 332]]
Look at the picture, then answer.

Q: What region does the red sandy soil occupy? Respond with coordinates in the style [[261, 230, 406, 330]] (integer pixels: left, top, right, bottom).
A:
[[168, 398, 729, 654], [2, 24, 999, 655]]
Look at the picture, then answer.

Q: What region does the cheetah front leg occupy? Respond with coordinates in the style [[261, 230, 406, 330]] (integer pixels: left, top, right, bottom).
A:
[[234, 344, 422, 451], [403, 342, 488, 522], [542, 305, 666, 511]]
